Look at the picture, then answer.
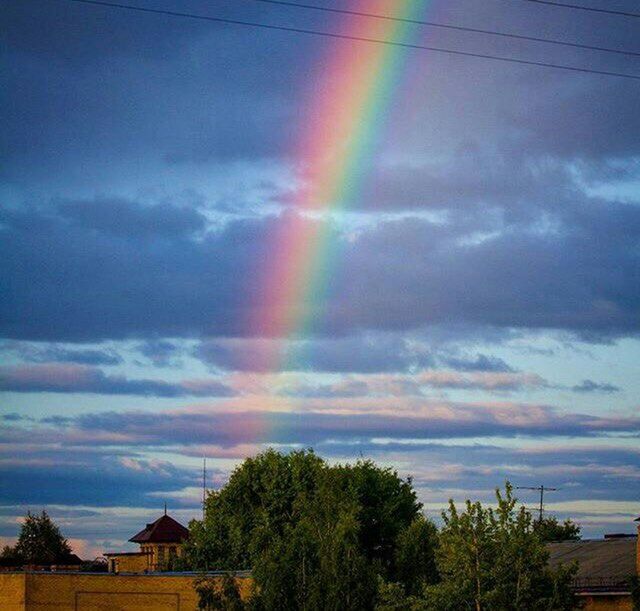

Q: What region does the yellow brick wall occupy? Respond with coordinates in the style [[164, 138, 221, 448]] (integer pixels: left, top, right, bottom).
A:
[[580, 594, 633, 611], [111, 553, 150, 573], [0, 573, 26, 611], [0, 572, 252, 611]]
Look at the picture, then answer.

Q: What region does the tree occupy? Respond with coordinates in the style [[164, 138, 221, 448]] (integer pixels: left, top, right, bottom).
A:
[[629, 575, 640, 611], [183, 449, 429, 610], [194, 573, 245, 611], [423, 483, 577, 611], [392, 516, 439, 596], [1, 510, 72, 565], [534, 517, 581, 542]]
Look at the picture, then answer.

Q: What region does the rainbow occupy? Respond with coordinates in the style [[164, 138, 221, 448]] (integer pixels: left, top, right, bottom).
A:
[[249, 1, 429, 381]]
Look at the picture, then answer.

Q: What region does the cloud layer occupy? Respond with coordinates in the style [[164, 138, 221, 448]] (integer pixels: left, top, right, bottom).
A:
[[2, 0, 640, 551]]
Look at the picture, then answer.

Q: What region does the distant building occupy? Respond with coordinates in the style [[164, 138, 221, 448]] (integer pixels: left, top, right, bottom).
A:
[[547, 516, 639, 610], [105, 512, 189, 573]]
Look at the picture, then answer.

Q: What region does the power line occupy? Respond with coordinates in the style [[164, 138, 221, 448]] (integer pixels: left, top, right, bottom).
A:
[[515, 0, 640, 19], [59, 0, 640, 81], [247, 0, 640, 59]]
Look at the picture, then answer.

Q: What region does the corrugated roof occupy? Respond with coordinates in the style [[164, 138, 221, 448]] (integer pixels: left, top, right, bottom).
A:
[[129, 514, 189, 544], [547, 538, 636, 581]]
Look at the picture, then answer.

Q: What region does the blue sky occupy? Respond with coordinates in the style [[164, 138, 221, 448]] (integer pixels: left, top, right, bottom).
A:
[[1, 0, 639, 558]]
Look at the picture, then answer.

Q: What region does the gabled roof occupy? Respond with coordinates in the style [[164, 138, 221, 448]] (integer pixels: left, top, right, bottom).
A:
[[129, 514, 189, 544]]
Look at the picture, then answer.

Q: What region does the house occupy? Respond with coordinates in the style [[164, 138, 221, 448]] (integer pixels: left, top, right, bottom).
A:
[[547, 516, 639, 610], [105, 511, 189, 573]]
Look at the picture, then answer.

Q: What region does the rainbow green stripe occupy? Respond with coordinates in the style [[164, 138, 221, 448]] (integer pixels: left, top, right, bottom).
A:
[[250, 0, 430, 379]]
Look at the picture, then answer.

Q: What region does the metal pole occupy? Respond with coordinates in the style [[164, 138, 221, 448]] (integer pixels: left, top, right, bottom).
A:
[[202, 457, 206, 522], [516, 484, 558, 523]]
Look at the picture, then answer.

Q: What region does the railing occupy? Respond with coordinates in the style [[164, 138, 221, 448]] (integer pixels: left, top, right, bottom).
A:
[[572, 576, 631, 593]]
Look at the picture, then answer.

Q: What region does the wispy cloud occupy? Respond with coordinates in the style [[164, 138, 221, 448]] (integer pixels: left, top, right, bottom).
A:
[[0, 363, 235, 397]]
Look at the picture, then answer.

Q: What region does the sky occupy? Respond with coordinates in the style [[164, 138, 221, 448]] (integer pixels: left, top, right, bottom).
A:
[[1, 0, 639, 559]]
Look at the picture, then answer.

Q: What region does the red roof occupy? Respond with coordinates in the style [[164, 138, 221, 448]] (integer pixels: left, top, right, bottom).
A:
[[129, 514, 189, 544]]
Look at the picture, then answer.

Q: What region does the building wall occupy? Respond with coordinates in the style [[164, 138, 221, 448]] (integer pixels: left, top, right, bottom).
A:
[[109, 543, 184, 573], [109, 553, 150, 573], [0, 572, 252, 611], [142, 543, 183, 571], [0, 573, 26, 611], [579, 594, 633, 611]]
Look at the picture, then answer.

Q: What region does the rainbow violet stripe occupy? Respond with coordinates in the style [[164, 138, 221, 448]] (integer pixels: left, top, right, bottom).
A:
[[250, 0, 429, 375]]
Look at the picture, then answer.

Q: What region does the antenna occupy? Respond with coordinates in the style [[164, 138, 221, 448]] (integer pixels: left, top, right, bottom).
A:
[[516, 485, 559, 522], [164, 501, 167, 516], [202, 457, 207, 521]]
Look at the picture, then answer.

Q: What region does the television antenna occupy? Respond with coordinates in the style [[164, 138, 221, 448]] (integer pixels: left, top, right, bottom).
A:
[[516, 485, 558, 522]]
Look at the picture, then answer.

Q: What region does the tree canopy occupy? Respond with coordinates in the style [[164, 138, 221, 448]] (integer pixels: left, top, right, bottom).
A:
[[183, 449, 436, 609], [422, 483, 577, 611], [184, 452, 578, 610], [1, 510, 72, 565], [534, 516, 581, 543]]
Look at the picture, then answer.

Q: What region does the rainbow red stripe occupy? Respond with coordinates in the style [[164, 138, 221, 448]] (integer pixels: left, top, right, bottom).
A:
[[248, 0, 429, 382]]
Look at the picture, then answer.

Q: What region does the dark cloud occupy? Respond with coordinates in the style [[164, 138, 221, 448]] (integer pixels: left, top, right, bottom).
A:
[[572, 379, 621, 394], [0, 363, 235, 397], [1, 412, 33, 422], [2, 0, 639, 543], [136, 339, 181, 367], [2, 200, 638, 343], [0, 449, 196, 507], [16, 404, 636, 448], [440, 354, 515, 373], [195, 333, 434, 373], [9, 343, 123, 366], [58, 198, 206, 238]]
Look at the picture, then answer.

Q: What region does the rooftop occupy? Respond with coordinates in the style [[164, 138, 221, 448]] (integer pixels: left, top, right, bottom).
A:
[[547, 536, 637, 593], [129, 514, 189, 544]]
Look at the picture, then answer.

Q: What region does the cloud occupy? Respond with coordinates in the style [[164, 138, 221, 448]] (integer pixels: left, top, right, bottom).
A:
[[440, 354, 514, 373], [2, 198, 638, 343], [8, 342, 123, 366], [1, 412, 33, 422], [58, 198, 206, 238], [0, 363, 235, 397], [0, 450, 197, 507], [277, 370, 547, 397], [572, 379, 621, 393], [136, 339, 181, 367], [2, 400, 634, 450], [195, 333, 435, 373]]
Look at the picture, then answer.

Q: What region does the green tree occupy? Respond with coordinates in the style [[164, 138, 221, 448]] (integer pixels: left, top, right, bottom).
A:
[[630, 575, 640, 611], [1, 510, 72, 565], [423, 483, 577, 611], [376, 578, 428, 611], [194, 572, 245, 610], [533, 517, 581, 542], [183, 449, 425, 610], [392, 516, 439, 596]]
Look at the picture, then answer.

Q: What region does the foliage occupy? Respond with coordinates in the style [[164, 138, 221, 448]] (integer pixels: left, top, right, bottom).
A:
[[533, 517, 581, 542], [194, 572, 245, 611], [1, 510, 71, 565], [375, 578, 429, 611], [183, 449, 434, 610], [423, 483, 578, 611], [392, 516, 439, 596], [630, 574, 640, 611]]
